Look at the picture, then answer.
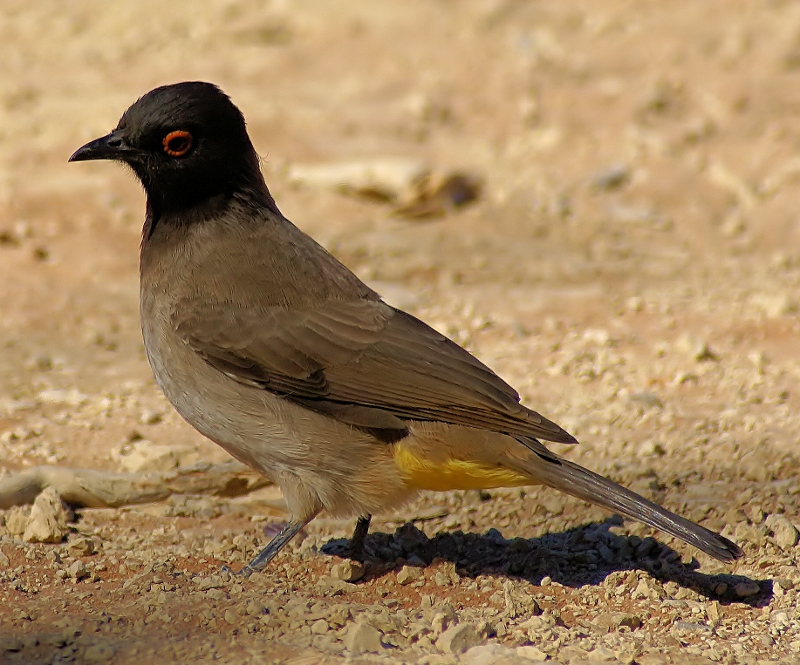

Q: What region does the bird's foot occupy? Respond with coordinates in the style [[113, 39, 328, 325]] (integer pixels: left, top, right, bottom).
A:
[[220, 563, 254, 578], [218, 519, 309, 578], [349, 514, 372, 562]]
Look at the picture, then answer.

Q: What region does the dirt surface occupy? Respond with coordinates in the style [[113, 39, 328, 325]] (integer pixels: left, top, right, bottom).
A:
[[1, 1, 800, 663]]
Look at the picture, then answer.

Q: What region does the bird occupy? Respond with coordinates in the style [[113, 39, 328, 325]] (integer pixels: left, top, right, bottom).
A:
[[69, 82, 743, 576]]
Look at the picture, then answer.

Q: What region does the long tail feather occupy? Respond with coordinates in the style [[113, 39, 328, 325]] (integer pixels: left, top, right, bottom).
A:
[[511, 447, 743, 562]]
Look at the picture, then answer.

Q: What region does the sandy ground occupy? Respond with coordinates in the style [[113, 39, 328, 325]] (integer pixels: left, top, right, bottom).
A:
[[1, 1, 800, 663]]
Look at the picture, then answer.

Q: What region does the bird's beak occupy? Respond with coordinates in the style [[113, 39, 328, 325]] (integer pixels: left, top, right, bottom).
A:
[[69, 129, 138, 163]]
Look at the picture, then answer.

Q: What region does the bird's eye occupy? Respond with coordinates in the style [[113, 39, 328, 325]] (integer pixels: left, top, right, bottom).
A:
[[162, 130, 193, 157]]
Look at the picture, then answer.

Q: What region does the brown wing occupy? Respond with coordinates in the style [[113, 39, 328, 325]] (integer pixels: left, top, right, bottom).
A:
[[173, 297, 575, 443]]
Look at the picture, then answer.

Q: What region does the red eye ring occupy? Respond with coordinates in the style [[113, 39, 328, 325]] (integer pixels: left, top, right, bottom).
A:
[[163, 130, 193, 157]]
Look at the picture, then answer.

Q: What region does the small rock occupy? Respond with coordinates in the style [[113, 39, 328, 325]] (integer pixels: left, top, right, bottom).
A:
[[5, 506, 30, 537], [519, 613, 557, 639], [590, 163, 630, 191], [327, 604, 351, 627], [245, 600, 265, 616], [673, 370, 698, 385], [558, 646, 589, 662], [431, 606, 458, 636], [586, 646, 620, 662], [315, 575, 357, 596], [707, 601, 720, 623], [607, 203, 662, 226], [463, 644, 522, 665], [629, 391, 663, 408], [310, 619, 329, 635], [720, 210, 747, 237], [503, 580, 541, 618], [516, 645, 548, 661], [433, 571, 451, 587], [83, 644, 116, 662], [38, 388, 88, 407], [117, 440, 180, 473], [595, 612, 642, 631], [138, 409, 163, 425], [344, 621, 384, 655], [748, 350, 767, 373], [673, 620, 709, 633], [330, 560, 365, 582], [626, 296, 645, 313], [431, 560, 460, 587], [750, 293, 797, 318], [435, 623, 485, 654], [676, 334, 718, 362], [68, 536, 96, 556], [68, 560, 89, 580], [396, 565, 423, 585], [23, 488, 73, 543], [733, 581, 760, 598], [634, 537, 659, 560], [765, 514, 799, 550], [744, 503, 764, 525], [771, 611, 790, 628]]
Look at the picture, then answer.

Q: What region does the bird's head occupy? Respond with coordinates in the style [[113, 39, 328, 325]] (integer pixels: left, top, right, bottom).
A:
[[70, 82, 266, 215]]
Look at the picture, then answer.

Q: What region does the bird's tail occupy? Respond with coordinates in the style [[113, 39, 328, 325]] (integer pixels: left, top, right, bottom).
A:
[[509, 443, 743, 562]]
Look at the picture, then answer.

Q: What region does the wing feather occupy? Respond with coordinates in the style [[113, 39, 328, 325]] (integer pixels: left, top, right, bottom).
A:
[[173, 297, 575, 443]]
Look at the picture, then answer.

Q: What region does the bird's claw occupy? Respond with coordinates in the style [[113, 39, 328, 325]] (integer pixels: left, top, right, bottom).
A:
[[220, 564, 253, 578]]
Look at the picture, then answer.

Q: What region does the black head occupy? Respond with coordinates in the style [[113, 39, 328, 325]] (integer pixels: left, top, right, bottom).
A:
[[70, 82, 269, 215]]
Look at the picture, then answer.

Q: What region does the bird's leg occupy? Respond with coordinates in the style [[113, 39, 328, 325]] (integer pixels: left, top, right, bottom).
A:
[[349, 514, 372, 561], [222, 519, 309, 578]]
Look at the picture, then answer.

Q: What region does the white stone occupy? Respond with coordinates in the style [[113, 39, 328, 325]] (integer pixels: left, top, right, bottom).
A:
[[344, 621, 383, 655], [23, 488, 73, 543], [435, 623, 484, 654]]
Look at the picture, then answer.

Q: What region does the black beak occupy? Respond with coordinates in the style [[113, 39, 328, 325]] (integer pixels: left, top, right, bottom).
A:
[[69, 129, 137, 163]]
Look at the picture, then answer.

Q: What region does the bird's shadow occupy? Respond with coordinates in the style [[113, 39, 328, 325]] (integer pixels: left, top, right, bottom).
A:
[[320, 518, 771, 607]]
